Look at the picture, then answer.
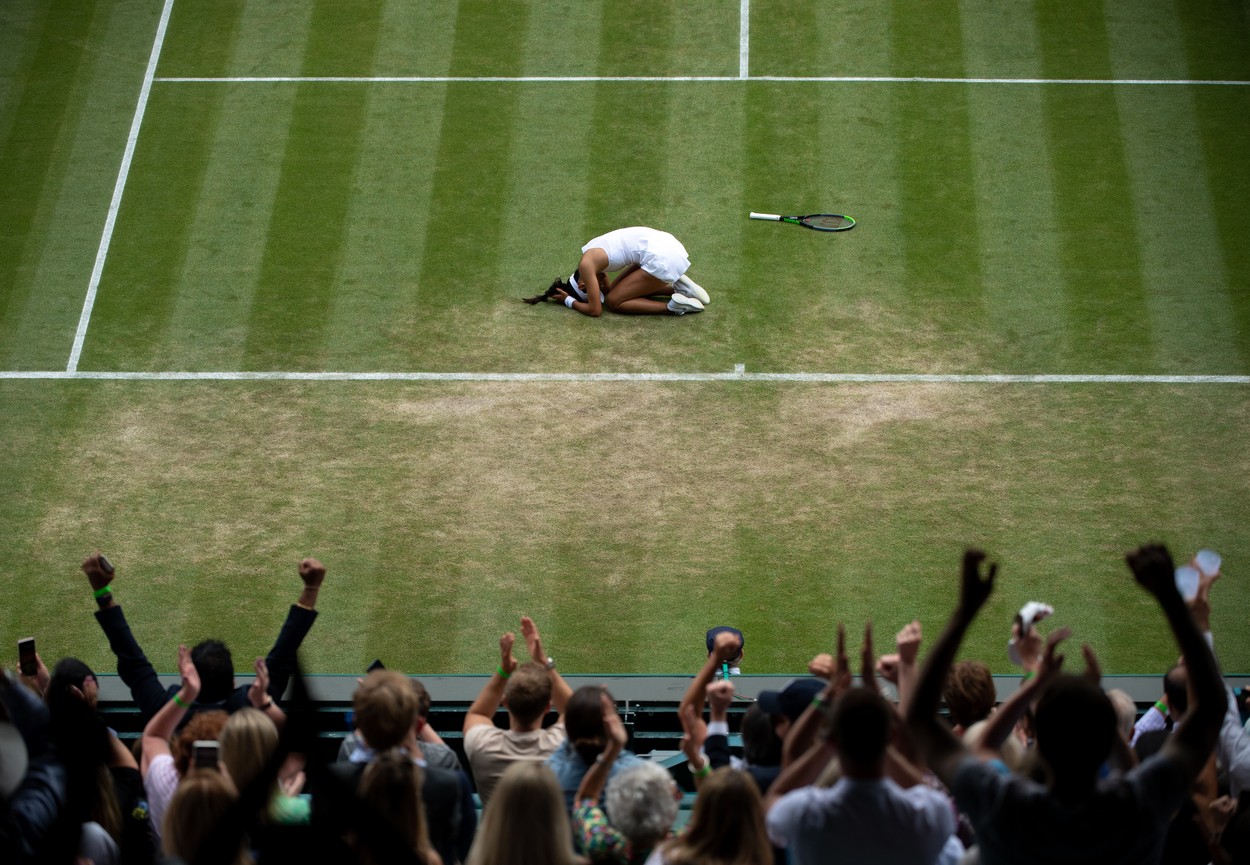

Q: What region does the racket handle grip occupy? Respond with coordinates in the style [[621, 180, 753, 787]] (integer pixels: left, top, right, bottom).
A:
[[749, 212, 782, 221]]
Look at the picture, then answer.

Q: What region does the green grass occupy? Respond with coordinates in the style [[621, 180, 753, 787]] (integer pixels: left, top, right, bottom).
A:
[[2, 0, 1248, 676]]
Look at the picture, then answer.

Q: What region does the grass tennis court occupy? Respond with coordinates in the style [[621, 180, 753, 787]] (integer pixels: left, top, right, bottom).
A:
[[2, 0, 1248, 677]]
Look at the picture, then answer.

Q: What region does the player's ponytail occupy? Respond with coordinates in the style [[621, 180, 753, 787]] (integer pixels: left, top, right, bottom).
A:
[[522, 278, 570, 305]]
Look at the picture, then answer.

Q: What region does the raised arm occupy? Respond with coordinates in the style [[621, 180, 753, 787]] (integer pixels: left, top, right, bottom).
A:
[[679, 631, 743, 730], [521, 616, 572, 717], [904, 549, 997, 786], [970, 627, 1069, 756], [782, 626, 848, 769], [463, 632, 517, 731], [894, 620, 922, 712], [1128, 545, 1227, 784], [575, 691, 628, 804], [140, 645, 200, 777]]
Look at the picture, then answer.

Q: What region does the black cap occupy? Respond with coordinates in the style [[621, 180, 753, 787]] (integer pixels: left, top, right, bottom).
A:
[[705, 626, 745, 655], [757, 678, 826, 722]]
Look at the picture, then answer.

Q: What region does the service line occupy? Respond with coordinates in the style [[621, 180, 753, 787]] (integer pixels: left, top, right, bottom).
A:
[[153, 75, 1250, 86], [2, 370, 1248, 384]]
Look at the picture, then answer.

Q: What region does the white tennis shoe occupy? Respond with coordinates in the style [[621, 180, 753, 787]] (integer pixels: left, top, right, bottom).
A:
[[672, 273, 711, 305], [667, 295, 705, 315]]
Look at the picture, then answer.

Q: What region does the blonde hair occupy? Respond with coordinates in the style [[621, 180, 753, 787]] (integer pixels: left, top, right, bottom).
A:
[[220, 708, 279, 799], [163, 769, 251, 865], [357, 749, 441, 865], [660, 769, 771, 865], [466, 762, 581, 865]]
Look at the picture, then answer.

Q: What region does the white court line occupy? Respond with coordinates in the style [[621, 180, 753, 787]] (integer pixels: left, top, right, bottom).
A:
[[67, 0, 177, 373], [739, 0, 750, 79], [153, 75, 1250, 86], [2, 370, 1248, 384]]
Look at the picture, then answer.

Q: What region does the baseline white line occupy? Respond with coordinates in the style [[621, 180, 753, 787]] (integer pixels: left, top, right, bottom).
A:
[[739, 0, 750, 79], [67, 0, 176, 373], [153, 75, 1250, 86], [2, 370, 1247, 384]]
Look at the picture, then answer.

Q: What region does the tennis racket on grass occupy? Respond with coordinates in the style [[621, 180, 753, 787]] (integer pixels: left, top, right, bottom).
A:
[[749, 212, 855, 232]]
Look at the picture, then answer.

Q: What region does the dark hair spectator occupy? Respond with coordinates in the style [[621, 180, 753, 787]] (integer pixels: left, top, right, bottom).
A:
[[943, 660, 995, 732], [547, 685, 644, 812], [357, 749, 442, 865]]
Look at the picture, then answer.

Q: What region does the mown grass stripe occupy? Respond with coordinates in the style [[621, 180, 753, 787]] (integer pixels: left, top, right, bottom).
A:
[[1037, 1, 1154, 372], [0, 0, 99, 349], [240, 0, 384, 370], [585, 1, 674, 230], [80, 0, 243, 372], [1176, 7, 1250, 370], [890, 0, 988, 335]]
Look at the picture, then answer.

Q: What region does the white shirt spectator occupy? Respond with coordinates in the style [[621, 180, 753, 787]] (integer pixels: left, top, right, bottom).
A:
[[142, 753, 179, 843]]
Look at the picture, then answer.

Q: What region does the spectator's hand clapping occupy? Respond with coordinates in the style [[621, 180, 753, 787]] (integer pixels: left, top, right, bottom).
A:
[[860, 621, 877, 692], [177, 644, 201, 702], [499, 632, 518, 676], [601, 691, 627, 757], [520, 616, 546, 664], [248, 657, 271, 708]]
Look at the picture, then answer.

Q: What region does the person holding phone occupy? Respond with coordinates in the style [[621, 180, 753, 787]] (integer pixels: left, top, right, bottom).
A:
[[524, 227, 710, 316]]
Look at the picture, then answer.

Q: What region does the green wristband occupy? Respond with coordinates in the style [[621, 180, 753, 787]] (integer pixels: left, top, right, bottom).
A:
[[1022, 670, 1036, 681], [812, 695, 829, 708], [172, 693, 189, 709], [93, 585, 113, 599], [496, 665, 511, 679], [1154, 700, 1167, 714], [693, 763, 711, 778]]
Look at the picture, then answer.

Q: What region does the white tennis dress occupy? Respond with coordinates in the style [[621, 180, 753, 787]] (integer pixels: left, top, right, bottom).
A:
[[581, 226, 691, 284]]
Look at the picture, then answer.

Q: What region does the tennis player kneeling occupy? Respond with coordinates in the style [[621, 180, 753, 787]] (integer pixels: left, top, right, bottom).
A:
[[523, 226, 710, 316]]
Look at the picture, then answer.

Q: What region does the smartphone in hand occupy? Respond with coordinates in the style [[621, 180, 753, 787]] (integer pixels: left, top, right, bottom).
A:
[[18, 637, 37, 677]]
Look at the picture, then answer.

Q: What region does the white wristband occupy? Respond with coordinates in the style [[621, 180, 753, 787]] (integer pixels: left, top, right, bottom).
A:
[[564, 296, 575, 309]]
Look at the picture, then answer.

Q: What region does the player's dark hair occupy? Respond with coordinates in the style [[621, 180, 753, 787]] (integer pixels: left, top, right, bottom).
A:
[[191, 639, 235, 704], [523, 278, 570, 305]]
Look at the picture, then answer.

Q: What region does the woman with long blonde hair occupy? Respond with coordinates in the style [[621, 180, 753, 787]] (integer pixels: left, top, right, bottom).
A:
[[163, 769, 251, 865], [646, 769, 772, 865], [467, 761, 585, 865]]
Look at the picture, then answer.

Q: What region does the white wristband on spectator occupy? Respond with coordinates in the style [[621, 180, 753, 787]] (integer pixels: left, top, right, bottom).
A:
[[565, 296, 575, 309], [707, 720, 730, 737]]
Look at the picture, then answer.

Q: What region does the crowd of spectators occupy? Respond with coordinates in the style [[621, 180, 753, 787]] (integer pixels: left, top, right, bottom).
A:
[[2, 544, 1248, 864]]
